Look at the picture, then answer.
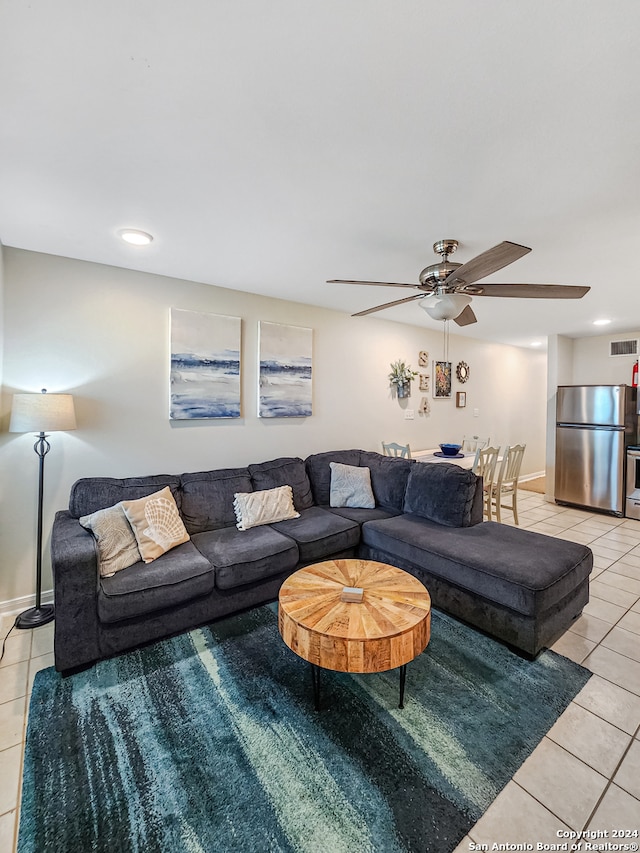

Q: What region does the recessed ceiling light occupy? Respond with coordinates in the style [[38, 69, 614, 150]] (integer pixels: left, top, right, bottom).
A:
[[530, 341, 542, 347], [119, 229, 153, 246], [593, 319, 611, 326]]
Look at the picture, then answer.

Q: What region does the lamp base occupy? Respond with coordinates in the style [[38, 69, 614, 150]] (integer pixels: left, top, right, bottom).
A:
[[16, 605, 54, 630]]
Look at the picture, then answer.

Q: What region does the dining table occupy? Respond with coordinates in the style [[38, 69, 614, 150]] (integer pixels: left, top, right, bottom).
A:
[[412, 448, 477, 470]]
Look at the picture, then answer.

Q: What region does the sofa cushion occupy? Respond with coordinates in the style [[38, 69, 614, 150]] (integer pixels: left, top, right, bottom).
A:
[[403, 462, 478, 527], [324, 506, 401, 524], [330, 462, 375, 509], [270, 506, 360, 562], [191, 526, 298, 590], [180, 468, 253, 534], [69, 475, 182, 519], [79, 503, 141, 577], [248, 457, 314, 511], [361, 516, 593, 617], [97, 541, 214, 623], [233, 485, 300, 530], [359, 452, 414, 511], [121, 487, 190, 563], [305, 450, 363, 506]]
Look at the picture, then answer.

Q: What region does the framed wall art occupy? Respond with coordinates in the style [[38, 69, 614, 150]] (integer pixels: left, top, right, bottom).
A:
[[433, 361, 452, 399], [456, 391, 467, 408], [258, 321, 313, 417], [170, 308, 241, 419]]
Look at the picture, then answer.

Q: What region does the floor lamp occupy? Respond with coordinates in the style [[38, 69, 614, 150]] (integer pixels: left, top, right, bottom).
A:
[[9, 389, 77, 629]]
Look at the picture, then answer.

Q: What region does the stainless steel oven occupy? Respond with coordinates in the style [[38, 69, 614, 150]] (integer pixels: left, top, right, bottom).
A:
[[626, 446, 640, 520]]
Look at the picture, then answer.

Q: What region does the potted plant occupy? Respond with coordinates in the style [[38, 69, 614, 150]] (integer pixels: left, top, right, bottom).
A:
[[388, 359, 418, 398]]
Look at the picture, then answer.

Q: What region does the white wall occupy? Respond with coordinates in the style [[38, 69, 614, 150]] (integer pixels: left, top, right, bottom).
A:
[[0, 248, 547, 605], [545, 335, 578, 498], [571, 333, 640, 386], [0, 240, 4, 392]]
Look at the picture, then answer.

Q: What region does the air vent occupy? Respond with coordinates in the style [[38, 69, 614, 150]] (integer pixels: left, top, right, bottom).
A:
[[609, 339, 639, 357]]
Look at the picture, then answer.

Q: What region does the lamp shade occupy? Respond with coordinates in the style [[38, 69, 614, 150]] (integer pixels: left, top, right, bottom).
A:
[[420, 293, 472, 322], [9, 392, 77, 433]]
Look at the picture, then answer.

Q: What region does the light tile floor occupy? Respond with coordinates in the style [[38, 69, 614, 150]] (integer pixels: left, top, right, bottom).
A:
[[1, 492, 639, 851]]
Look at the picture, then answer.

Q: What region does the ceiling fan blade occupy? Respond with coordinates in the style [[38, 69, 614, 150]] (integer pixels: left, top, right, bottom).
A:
[[328, 279, 418, 288], [444, 241, 531, 287], [473, 283, 590, 299], [352, 294, 424, 317], [453, 305, 477, 326]]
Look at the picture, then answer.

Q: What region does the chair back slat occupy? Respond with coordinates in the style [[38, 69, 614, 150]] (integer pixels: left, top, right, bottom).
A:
[[462, 435, 490, 453], [472, 445, 500, 480], [472, 445, 500, 520], [491, 444, 526, 524], [498, 444, 526, 485], [382, 441, 412, 459]]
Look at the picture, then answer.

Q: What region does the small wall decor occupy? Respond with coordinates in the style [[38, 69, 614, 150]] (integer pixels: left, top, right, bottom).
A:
[[170, 308, 241, 419], [388, 359, 418, 399], [456, 361, 470, 383], [419, 397, 431, 415], [258, 321, 313, 417], [419, 374, 430, 392], [433, 361, 452, 398], [418, 350, 429, 367], [389, 358, 418, 400], [456, 391, 467, 408]]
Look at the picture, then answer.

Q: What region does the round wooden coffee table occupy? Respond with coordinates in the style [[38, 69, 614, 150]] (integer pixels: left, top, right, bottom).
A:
[[278, 558, 431, 710]]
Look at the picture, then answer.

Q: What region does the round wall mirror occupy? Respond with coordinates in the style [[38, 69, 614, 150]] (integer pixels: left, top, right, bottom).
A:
[[456, 361, 470, 383]]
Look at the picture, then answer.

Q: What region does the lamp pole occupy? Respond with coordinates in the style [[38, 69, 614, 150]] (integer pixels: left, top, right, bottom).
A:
[[22, 431, 54, 626], [10, 389, 76, 630]]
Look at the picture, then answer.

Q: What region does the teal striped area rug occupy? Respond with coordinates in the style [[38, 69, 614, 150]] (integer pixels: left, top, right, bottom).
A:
[[19, 607, 590, 853]]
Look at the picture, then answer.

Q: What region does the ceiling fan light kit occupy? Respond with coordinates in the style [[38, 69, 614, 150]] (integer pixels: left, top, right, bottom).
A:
[[420, 292, 472, 322], [329, 238, 590, 326]]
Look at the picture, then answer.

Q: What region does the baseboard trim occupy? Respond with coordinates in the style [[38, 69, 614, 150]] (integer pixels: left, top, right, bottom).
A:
[[1, 590, 54, 619], [519, 470, 545, 482]]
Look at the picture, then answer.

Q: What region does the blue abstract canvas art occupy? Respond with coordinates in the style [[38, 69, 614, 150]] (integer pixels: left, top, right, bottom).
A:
[[258, 321, 312, 418], [170, 308, 241, 419]]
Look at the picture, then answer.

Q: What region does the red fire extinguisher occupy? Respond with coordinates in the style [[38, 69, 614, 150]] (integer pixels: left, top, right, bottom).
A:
[[633, 359, 639, 388]]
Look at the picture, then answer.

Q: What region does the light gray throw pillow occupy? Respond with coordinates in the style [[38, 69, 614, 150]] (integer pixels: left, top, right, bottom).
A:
[[329, 462, 375, 509], [79, 503, 141, 577]]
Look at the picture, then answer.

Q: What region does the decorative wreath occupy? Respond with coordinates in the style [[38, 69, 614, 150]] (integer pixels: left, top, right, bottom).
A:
[[456, 361, 470, 383]]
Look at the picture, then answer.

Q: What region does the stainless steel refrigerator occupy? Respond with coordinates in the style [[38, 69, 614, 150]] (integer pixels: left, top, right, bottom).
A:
[[555, 384, 637, 516]]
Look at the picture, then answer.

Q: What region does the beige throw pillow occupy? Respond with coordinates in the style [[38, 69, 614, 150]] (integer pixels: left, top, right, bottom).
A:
[[233, 485, 300, 531], [121, 487, 190, 563], [79, 504, 142, 577]]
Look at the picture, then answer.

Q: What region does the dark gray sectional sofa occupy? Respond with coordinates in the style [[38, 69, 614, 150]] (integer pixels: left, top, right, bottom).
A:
[[51, 449, 593, 673]]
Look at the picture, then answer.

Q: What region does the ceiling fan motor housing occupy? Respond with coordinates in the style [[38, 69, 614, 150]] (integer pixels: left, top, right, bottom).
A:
[[419, 261, 461, 288], [419, 238, 462, 288]]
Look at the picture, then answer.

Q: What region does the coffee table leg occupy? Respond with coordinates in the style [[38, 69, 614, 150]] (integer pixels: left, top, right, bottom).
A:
[[310, 664, 321, 711], [399, 664, 407, 709]]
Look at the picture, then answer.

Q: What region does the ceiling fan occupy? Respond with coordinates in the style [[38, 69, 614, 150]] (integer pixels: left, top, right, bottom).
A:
[[328, 239, 590, 326]]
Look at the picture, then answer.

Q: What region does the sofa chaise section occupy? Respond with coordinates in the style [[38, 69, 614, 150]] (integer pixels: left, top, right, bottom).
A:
[[360, 513, 592, 656]]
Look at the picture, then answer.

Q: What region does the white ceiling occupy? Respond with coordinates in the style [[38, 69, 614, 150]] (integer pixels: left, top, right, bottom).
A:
[[2, 0, 640, 348]]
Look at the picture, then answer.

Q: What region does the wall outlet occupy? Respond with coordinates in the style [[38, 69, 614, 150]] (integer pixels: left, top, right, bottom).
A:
[[404, 409, 415, 419], [473, 408, 480, 417]]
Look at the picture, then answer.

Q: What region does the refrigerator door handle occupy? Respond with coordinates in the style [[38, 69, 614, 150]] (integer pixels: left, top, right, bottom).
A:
[[556, 423, 625, 431]]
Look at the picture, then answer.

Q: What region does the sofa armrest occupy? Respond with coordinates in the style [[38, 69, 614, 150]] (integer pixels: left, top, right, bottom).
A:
[[51, 510, 101, 672], [469, 476, 484, 525]]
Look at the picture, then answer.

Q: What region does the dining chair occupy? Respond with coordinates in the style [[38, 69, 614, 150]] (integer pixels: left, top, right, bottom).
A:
[[461, 435, 490, 453], [471, 445, 500, 520], [381, 441, 412, 459], [490, 444, 526, 524]]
